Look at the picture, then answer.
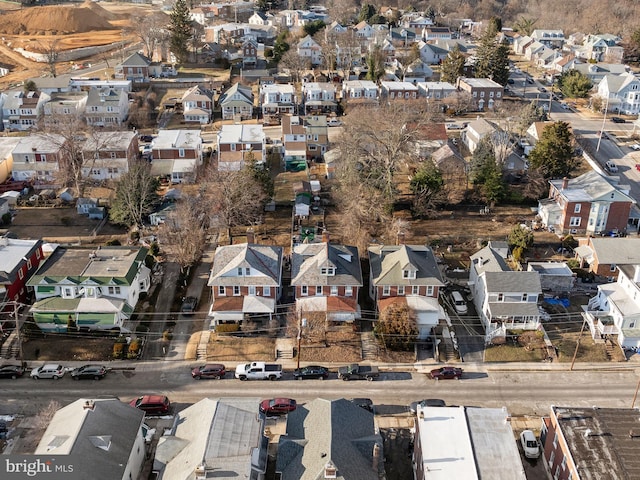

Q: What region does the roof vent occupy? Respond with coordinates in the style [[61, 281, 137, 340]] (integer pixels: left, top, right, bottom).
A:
[[324, 461, 337, 479], [83, 400, 95, 410]]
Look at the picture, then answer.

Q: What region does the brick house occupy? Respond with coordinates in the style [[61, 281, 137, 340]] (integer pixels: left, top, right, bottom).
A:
[[456, 77, 503, 111], [207, 242, 283, 328], [216, 124, 266, 171], [10, 134, 66, 183], [537, 171, 636, 236], [81, 131, 138, 181], [115, 53, 152, 83], [574, 237, 640, 279], [151, 129, 204, 184], [291, 242, 363, 323], [0, 237, 43, 308]]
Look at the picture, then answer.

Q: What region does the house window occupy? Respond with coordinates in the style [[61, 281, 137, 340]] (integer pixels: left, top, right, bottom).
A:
[[301, 285, 308, 296], [230, 144, 236, 151], [316, 286, 323, 295], [179, 148, 185, 158], [574, 204, 581, 213], [63, 287, 74, 298], [218, 286, 225, 296], [86, 287, 95, 297], [498, 293, 504, 302], [398, 285, 405, 295], [569, 217, 581, 227], [610, 264, 616, 272], [630, 322, 636, 328], [383, 285, 390, 296], [561, 457, 567, 470], [330, 286, 338, 296], [36, 250, 41, 259], [245, 267, 250, 275], [321, 267, 335, 275], [108, 286, 121, 295], [522, 293, 528, 302], [264, 286, 271, 296], [249, 285, 256, 295], [110, 152, 117, 159], [18, 269, 24, 280], [233, 286, 240, 296], [27, 259, 32, 270], [427, 286, 434, 296], [237, 267, 243, 275], [345, 286, 353, 296], [412, 286, 419, 295], [552, 433, 558, 449]]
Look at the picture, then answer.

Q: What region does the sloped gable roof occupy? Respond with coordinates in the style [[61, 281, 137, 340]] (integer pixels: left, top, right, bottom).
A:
[[369, 244, 444, 286], [291, 243, 363, 287], [208, 243, 282, 286]]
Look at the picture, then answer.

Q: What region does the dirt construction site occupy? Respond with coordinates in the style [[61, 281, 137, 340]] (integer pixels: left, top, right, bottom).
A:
[[0, 1, 154, 88]]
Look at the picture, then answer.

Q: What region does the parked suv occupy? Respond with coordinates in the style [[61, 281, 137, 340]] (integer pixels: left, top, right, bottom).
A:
[[129, 395, 171, 415], [191, 363, 226, 379], [605, 161, 619, 173], [71, 364, 107, 380], [30, 364, 66, 380]]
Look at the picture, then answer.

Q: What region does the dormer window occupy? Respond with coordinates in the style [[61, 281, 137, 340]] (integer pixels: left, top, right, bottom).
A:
[[321, 267, 335, 276], [402, 270, 416, 279]]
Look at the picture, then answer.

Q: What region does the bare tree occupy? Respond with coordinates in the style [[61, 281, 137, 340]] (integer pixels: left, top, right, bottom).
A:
[[40, 39, 61, 78], [158, 193, 210, 274], [314, 30, 338, 73], [127, 12, 171, 60], [110, 163, 160, 228], [34, 400, 61, 430], [335, 30, 362, 79], [278, 49, 311, 83], [204, 167, 267, 243]]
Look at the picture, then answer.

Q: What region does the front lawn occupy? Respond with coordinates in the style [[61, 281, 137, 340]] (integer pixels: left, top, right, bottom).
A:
[[484, 344, 546, 362]]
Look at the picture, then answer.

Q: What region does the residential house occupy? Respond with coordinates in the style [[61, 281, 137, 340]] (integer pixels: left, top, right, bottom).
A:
[[303, 115, 329, 160], [571, 62, 628, 87], [207, 242, 283, 328], [153, 397, 267, 480], [276, 398, 384, 480], [422, 26, 452, 41], [291, 242, 363, 323], [527, 262, 576, 293], [2, 90, 50, 132], [388, 27, 418, 48], [402, 59, 433, 83], [412, 122, 448, 157], [513, 35, 533, 56], [524, 40, 546, 62], [574, 237, 640, 280], [0, 137, 21, 184], [114, 52, 152, 83], [281, 114, 307, 171], [302, 82, 337, 115], [81, 131, 138, 181], [340, 80, 378, 107], [578, 33, 623, 62], [540, 407, 640, 480], [523, 121, 554, 152], [181, 85, 213, 124], [353, 21, 376, 40], [216, 124, 266, 171], [417, 81, 456, 100], [242, 38, 259, 68], [27, 246, 151, 333], [35, 398, 147, 480], [469, 244, 542, 342], [68, 78, 132, 93], [84, 87, 130, 127], [379, 81, 419, 101], [431, 142, 467, 202], [414, 406, 526, 480], [368, 244, 445, 340], [456, 77, 503, 111], [42, 91, 88, 127], [0, 237, 43, 307], [260, 83, 296, 125], [218, 83, 254, 121], [10, 134, 65, 183], [461, 118, 497, 153], [151, 129, 204, 183], [596, 72, 640, 115], [538, 171, 636, 236], [248, 10, 271, 26], [530, 29, 565, 49], [416, 41, 449, 65], [297, 35, 322, 66]]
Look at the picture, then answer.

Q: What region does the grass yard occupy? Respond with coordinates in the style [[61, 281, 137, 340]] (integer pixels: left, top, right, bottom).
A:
[[484, 344, 547, 362]]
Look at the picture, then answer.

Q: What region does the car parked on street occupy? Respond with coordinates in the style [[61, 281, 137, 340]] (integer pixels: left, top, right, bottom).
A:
[[191, 363, 226, 379], [180, 296, 197, 315], [129, 395, 171, 415], [259, 398, 297, 415], [409, 399, 446, 414], [604, 161, 619, 173], [138, 134, 153, 143], [30, 364, 66, 380], [293, 365, 329, 380], [520, 430, 541, 458], [611, 116, 626, 123], [71, 364, 107, 380], [0, 364, 25, 379], [630, 143, 640, 151], [430, 366, 463, 380]]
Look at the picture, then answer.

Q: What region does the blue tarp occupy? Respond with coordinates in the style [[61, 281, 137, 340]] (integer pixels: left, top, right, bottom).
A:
[[544, 298, 570, 307]]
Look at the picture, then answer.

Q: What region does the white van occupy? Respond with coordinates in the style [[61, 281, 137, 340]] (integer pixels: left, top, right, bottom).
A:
[[604, 161, 618, 173], [451, 291, 468, 315]]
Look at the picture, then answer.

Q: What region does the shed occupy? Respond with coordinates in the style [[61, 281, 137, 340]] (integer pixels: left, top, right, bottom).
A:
[[58, 187, 74, 202], [527, 262, 575, 293], [77, 198, 98, 215], [0, 191, 20, 207], [88, 207, 106, 220]]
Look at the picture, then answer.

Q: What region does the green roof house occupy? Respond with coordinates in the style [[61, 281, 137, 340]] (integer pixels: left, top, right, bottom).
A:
[[27, 246, 151, 333]]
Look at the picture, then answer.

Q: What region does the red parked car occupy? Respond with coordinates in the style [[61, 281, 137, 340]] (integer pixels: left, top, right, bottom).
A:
[[129, 395, 171, 415], [430, 366, 463, 380], [259, 398, 297, 415], [191, 364, 226, 379]]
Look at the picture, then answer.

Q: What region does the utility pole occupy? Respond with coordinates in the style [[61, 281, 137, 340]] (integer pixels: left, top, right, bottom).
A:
[[570, 316, 587, 371], [296, 317, 306, 370], [596, 95, 610, 152], [632, 376, 640, 409]]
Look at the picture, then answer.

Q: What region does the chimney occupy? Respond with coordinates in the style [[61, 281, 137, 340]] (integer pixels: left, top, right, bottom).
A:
[[397, 232, 405, 245], [83, 400, 95, 411], [372, 443, 381, 471], [322, 229, 330, 243], [194, 463, 207, 480], [247, 228, 255, 244], [562, 177, 569, 189]]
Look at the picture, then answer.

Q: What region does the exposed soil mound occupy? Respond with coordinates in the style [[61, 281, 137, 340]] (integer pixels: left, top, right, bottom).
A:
[[0, 3, 118, 35]]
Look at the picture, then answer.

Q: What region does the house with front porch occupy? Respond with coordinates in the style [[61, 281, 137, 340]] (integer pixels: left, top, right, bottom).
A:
[[573, 237, 640, 280], [379, 81, 419, 101], [217, 123, 266, 171], [297, 35, 322, 66], [218, 83, 254, 121], [537, 171, 636, 236], [42, 91, 88, 128], [2, 89, 50, 132], [291, 242, 362, 323], [181, 85, 213, 124], [470, 244, 542, 343], [115, 53, 152, 83], [10, 134, 65, 183], [341, 80, 379, 107], [151, 129, 204, 184], [27, 246, 151, 333], [260, 83, 296, 125], [84, 87, 130, 128], [301, 82, 337, 115], [81, 131, 138, 181], [368, 244, 446, 340], [207, 242, 282, 328], [595, 72, 640, 116], [582, 263, 640, 349]]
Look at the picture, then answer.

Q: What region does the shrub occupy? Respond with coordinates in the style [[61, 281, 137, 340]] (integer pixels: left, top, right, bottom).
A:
[[112, 342, 125, 359], [1, 213, 11, 226], [216, 323, 240, 333], [106, 238, 121, 246]]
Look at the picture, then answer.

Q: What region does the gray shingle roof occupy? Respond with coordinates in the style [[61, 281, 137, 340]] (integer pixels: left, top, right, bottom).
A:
[[369, 244, 444, 286], [484, 271, 541, 293], [470, 246, 510, 274], [208, 243, 282, 286], [276, 398, 383, 480], [291, 243, 363, 287]]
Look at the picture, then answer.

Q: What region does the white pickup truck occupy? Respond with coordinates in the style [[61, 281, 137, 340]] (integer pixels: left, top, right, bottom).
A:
[[235, 361, 283, 381]]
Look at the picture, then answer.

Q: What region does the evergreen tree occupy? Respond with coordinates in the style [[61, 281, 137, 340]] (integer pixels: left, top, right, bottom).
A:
[[410, 162, 444, 216], [557, 70, 593, 98], [475, 22, 510, 86], [365, 44, 385, 82], [169, 0, 193, 64], [440, 46, 466, 84], [471, 138, 506, 206], [528, 121, 577, 179]]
